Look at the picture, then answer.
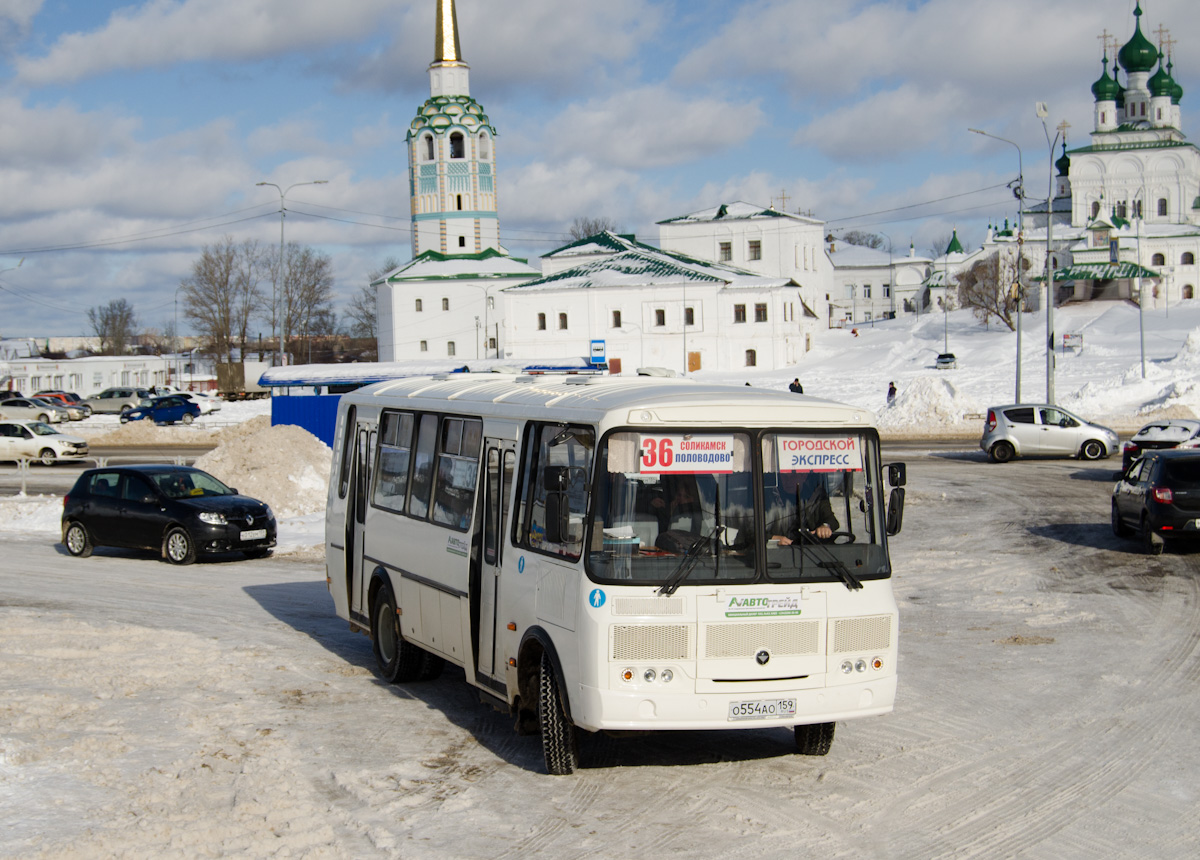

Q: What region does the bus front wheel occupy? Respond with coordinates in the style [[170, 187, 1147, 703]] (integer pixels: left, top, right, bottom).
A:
[[372, 581, 425, 683], [795, 721, 835, 756], [539, 651, 579, 775]]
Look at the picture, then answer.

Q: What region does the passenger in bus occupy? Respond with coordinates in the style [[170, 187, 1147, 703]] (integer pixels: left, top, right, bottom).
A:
[[650, 475, 704, 535], [770, 471, 839, 543]]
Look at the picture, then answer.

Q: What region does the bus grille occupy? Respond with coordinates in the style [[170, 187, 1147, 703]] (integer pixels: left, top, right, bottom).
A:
[[612, 597, 685, 616], [704, 621, 820, 659], [831, 615, 892, 653], [611, 625, 691, 661]]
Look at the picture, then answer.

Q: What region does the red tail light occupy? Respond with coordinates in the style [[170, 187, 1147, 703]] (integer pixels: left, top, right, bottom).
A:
[[1153, 487, 1173, 503], [63, 494, 69, 508], [985, 410, 996, 432]]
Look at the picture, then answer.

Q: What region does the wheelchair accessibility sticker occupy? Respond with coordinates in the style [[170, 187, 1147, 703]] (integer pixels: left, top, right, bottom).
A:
[[589, 588, 606, 608]]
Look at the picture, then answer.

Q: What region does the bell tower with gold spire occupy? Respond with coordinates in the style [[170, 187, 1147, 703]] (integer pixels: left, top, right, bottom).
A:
[[407, 0, 500, 256]]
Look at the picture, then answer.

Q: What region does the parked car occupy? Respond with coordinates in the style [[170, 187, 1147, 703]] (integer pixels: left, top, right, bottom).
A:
[[935, 353, 957, 370], [0, 419, 89, 465], [0, 396, 64, 423], [31, 395, 87, 421], [61, 465, 276, 564], [1111, 450, 1200, 555], [179, 391, 221, 414], [981, 404, 1119, 463], [0, 391, 24, 402], [1121, 418, 1200, 470], [119, 394, 202, 425], [34, 391, 91, 417], [83, 387, 152, 414]]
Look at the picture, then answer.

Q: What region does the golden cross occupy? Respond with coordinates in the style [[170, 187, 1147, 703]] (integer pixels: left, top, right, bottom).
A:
[[1097, 28, 1112, 57], [1153, 24, 1169, 51], [1162, 33, 1177, 59], [1057, 120, 1071, 143], [776, 189, 790, 212]]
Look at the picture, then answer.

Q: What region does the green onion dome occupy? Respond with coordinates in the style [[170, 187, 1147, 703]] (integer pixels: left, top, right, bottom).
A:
[[1118, 3, 1158, 74], [1169, 59, 1184, 105], [1149, 54, 1174, 98], [1092, 57, 1121, 102], [1055, 141, 1070, 176]]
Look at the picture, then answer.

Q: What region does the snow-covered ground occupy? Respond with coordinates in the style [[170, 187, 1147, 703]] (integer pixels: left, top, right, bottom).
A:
[[5, 301, 1200, 857]]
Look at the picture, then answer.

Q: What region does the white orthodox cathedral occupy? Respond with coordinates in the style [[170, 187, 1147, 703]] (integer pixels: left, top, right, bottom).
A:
[[377, 0, 1199, 375]]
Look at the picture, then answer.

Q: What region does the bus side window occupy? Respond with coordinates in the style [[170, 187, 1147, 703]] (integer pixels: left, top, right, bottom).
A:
[[516, 423, 594, 561], [373, 411, 414, 513], [337, 406, 356, 499], [431, 417, 483, 530], [407, 413, 439, 519]]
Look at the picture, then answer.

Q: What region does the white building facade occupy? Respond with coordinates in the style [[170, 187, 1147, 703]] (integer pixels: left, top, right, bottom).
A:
[[826, 239, 932, 326]]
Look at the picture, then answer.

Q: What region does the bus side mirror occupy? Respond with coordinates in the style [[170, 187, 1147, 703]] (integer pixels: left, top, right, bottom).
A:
[[886, 487, 905, 535], [887, 463, 906, 488]]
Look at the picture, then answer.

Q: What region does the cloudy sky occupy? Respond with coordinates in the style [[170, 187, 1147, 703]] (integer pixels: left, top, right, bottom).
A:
[[0, 0, 1194, 337]]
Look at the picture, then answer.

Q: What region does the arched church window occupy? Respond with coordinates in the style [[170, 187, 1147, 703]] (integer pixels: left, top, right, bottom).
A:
[[415, 299, 423, 312], [1183, 253, 1196, 265], [478, 133, 490, 160], [537, 313, 546, 331], [424, 135, 434, 161], [1152, 253, 1166, 266], [1091, 201, 1100, 219], [1158, 198, 1168, 217], [1116, 202, 1127, 219], [442, 298, 450, 311], [456, 194, 464, 211], [450, 132, 465, 159], [1184, 285, 1195, 300], [745, 350, 757, 367], [1133, 200, 1142, 219]]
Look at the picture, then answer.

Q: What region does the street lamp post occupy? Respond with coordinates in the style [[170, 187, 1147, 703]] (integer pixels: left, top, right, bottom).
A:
[[1036, 104, 1063, 404], [969, 127, 1024, 403], [256, 180, 328, 366]]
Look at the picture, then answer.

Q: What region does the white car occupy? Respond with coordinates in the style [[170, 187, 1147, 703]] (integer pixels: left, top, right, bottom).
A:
[[0, 419, 89, 465], [181, 391, 222, 414]]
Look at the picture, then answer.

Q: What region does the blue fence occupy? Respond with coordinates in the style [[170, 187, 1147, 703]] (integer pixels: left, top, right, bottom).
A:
[[271, 394, 342, 447]]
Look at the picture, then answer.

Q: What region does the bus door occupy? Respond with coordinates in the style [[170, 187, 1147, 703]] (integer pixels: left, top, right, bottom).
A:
[[475, 439, 516, 683], [346, 421, 374, 621]]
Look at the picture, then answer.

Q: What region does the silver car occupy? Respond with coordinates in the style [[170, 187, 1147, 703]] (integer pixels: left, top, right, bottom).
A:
[[83, 387, 153, 414], [981, 404, 1119, 463], [0, 396, 65, 424]]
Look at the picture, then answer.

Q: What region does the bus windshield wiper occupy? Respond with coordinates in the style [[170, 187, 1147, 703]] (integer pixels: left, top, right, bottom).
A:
[[794, 488, 861, 591], [658, 526, 722, 596], [817, 558, 863, 591]]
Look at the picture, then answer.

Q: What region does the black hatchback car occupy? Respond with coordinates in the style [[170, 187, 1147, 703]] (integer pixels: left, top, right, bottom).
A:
[[62, 465, 276, 564], [1111, 450, 1200, 555]]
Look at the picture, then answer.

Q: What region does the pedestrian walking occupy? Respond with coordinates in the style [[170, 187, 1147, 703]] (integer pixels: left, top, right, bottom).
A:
[[887, 382, 897, 405], [789, 378, 804, 394]]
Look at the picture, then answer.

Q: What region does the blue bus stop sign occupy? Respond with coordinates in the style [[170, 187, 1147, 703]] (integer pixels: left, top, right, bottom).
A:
[[590, 339, 606, 365]]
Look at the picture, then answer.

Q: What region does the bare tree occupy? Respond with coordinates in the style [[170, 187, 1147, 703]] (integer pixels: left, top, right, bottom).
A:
[[841, 230, 887, 250], [179, 236, 268, 364], [87, 298, 138, 355], [345, 257, 399, 342], [569, 216, 620, 240], [955, 251, 1030, 331], [276, 243, 336, 363], [927, 233, 957, 260]]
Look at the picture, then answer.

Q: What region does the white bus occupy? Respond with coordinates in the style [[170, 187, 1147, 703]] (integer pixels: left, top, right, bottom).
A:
[[326, 373, 906, 774]]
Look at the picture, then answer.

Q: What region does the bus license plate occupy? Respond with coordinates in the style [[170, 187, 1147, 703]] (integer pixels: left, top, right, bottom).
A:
[[728, 699, 797, 721], [241, 529, 267, 541]]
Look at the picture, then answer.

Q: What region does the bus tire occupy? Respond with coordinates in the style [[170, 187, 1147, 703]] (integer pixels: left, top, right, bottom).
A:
[[371, 581, 424, 683], [795, 721, 835, 756], [539, 650, 579, 775]]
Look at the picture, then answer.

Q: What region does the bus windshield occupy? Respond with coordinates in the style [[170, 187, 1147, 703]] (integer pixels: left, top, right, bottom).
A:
[[587, 429, 889, 587]]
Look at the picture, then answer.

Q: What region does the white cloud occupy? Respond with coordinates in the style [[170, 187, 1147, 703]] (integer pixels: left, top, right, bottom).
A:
[[547, 87, 763, 169], [15, 0, 398, 85], [0, 0, 41, 51]]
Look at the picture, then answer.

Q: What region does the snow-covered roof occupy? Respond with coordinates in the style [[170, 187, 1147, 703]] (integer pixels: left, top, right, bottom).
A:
[[509, 245, 791, 293], [371, 248, 539, 285], [259, 357, 602, 388], [828, 244, 894, 267], [657, 201, 823, 227]]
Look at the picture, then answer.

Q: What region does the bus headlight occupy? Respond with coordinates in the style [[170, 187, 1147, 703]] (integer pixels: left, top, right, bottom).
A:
[[660, 669, 673, 683], [855, 659, 867, 673], [643, 668, 656, 682], [840, 660, 854, 674]]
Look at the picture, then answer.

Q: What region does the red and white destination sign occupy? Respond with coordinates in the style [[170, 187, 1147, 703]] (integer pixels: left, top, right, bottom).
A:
[[639, 434, 735, 474], [776, 436, 863, 472]]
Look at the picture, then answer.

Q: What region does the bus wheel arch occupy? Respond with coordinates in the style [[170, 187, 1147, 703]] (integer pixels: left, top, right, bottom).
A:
[[369, 572, 425, 683]]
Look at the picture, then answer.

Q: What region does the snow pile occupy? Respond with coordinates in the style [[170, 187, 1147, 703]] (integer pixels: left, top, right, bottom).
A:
[[89, 420, 219, 445], [193, 417, 331, 519], [0, 495, 64, 534], [876, 376, 983, 434]]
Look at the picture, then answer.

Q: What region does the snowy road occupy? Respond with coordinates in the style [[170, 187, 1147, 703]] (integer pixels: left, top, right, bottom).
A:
[[3, 451, 1199, 858]]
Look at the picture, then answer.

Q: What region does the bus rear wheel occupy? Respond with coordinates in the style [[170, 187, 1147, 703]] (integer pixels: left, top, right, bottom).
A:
[[795, 721, 835, 756], [539, 651, 579, 775], [371, 581, 425, 683]]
